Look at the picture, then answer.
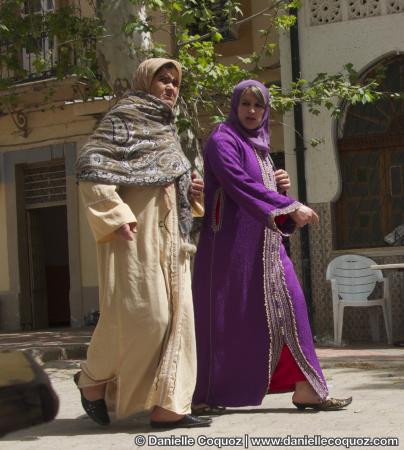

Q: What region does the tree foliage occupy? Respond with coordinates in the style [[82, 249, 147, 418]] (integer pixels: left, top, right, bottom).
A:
[[0, 0, 107, 103], [123, 0, 392, 142], [0, 0, 400, 145], [126, 0, 296, 134]]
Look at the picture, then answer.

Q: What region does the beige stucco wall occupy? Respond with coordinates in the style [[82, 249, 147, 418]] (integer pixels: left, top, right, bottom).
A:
[[216, 0, 281, 86], [0, 104, 104, 149], [0, 0, 286, 328], [251, 0, 281, 77], [280, 8, 404, 204], [74, 0, 95, 17], [76, 136, 99, 288], [0, 89, 112, 328]]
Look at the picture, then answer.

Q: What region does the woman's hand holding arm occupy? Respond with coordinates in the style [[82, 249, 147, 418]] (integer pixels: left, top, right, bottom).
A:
[[275, 169, 291, 193], [289, 205, 320, 227], [79, 182, 137, 243], [190, 171, 204, 201], [115, 222, 137, 241]]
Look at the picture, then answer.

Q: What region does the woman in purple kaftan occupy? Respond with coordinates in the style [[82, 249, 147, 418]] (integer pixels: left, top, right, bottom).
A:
[[192, 80, 352, 411]]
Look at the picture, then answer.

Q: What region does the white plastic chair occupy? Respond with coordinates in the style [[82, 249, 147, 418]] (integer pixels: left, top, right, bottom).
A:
[[326, 254, 393, 346]]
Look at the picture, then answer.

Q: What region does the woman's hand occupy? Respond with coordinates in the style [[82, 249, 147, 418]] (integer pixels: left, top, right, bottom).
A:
[[190, 171, 204, 202], [290, 205, 319, 227], [275, 169, 291, 193], [115, 223, 137, 241]]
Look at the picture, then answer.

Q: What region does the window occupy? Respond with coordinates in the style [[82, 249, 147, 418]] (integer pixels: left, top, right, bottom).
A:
[[22, 0, 56, 76], [336, 56, 404, 249], [24, 0, 55, 14], [188, 0, 239, 41]]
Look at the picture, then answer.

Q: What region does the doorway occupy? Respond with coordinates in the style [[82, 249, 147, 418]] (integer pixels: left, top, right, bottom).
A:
[[16, 159, 71, 329], [27, 206, 71, 328]]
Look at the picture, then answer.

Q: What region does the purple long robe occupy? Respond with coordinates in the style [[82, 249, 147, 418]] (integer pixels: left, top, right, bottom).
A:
[[192, 124, 328, 407]]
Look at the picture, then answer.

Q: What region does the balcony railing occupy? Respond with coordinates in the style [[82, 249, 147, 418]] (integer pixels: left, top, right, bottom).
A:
[[1, 0, 99, 86], [1, 36, 56, 83], [0, 32, 101, 86]]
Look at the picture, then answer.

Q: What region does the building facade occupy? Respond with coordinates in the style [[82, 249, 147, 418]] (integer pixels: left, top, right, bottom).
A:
[[0, 0, 285, 330], [280, 0, 404, 343]]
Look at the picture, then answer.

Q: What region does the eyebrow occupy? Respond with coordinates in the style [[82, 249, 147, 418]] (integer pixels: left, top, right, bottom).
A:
[[241, 99, 264, 106], [158, 74, 178, 82]]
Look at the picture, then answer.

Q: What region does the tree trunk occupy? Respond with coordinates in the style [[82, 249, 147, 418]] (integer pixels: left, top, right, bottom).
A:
[[97, 1, 151, 95]]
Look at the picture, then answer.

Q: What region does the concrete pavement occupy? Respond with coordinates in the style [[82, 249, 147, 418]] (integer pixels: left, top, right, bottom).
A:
[[0, 327, 93, 362], [1, 328, 404, 449], [1, 327, 404, 366]]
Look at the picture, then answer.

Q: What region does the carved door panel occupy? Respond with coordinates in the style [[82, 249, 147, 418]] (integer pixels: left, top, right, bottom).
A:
[[337, 143, 404, 249], [27, 209, 48, 329], [337, 149, 385, 248], [336, 55, 404, 249], [15, 165, 33, 328]]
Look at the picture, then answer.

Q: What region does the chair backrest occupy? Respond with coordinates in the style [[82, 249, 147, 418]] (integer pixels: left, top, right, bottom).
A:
[[326, 254, 383, 301]]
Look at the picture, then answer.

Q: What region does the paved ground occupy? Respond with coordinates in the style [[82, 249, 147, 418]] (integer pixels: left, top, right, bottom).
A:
[[1, 329, 404, 450], [1, 327, 403, 365], [0, 328, 93, 361]]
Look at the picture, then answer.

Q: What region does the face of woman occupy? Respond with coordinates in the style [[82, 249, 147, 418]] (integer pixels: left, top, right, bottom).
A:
[[237, 91, 265, 130], [149, 66, 180, 108]]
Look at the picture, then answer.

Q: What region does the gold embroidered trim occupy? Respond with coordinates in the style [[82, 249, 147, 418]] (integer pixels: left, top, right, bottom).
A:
[[211, 187, 225, 233], [146, 185, 187, 407], [268, 201, 301, 235], [255, 149, 329, 400]]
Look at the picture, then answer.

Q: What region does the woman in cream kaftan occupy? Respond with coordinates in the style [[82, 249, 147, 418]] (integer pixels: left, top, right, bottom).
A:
[[79, 183, 197, 418], [75, 58, 209, 427]]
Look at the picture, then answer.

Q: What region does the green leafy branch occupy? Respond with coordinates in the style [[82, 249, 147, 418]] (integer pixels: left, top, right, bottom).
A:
[[0, 0, 110, 107], [1, 0, 401, 152]]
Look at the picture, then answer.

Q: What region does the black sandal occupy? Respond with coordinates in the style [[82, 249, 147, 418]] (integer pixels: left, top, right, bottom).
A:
[[150, 414, 212, 429], [73, 371, 110, 426]]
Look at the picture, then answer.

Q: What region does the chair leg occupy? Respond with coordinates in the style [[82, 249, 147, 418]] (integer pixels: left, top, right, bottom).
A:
[[381, 304, 393, 345], [333, 302, 339, 346], [369, 308, 380, 343], [336, 304, 344, 346]]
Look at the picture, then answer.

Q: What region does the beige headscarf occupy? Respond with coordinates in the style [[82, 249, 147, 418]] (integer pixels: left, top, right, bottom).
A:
[[132, 58, 182, 93], [77, 57, 193, 237]]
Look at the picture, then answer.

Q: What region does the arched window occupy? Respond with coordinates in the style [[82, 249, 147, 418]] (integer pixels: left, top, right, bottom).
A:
[[336, 55, 404, 249]]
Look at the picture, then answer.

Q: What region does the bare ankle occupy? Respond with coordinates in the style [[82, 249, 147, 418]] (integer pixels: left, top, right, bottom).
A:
[[82, 385, 105, 401], [150, 406, 184, 422], [293, 381, 320, 404]]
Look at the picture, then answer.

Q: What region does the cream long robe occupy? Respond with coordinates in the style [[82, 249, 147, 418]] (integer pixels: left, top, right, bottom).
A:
[[78, 181, 203, 418]]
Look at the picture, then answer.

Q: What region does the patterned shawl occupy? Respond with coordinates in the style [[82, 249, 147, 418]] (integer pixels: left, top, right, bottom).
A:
[[76, 58, 192, 236], [76, 62, 193, 237]]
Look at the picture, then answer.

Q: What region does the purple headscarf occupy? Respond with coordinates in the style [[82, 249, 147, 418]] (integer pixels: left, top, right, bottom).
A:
[[226, 79, 270, 154]]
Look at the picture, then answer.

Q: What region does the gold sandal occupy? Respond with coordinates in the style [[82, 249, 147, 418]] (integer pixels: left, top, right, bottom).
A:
[[293, 396, 352, 411]]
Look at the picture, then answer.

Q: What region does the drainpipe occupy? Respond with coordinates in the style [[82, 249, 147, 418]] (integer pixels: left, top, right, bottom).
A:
[[289, 9, 315, 332]]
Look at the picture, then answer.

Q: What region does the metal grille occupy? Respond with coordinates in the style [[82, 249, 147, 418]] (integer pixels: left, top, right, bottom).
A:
[[24, 160, 66, 208]]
